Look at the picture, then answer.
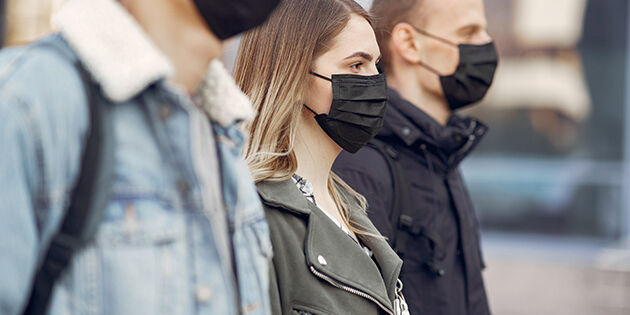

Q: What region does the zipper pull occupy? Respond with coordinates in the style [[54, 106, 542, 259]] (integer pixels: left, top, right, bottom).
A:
[[394, 279, 410, 315]]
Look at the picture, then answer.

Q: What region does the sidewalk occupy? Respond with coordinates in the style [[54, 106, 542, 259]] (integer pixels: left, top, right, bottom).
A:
[[482, 233, 630, 315]]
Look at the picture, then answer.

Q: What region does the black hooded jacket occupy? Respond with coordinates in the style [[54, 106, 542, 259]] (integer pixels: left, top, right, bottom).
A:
[[333, 88, 491, 315]]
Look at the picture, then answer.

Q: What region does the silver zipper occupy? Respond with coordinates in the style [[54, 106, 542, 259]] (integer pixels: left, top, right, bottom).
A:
[[309, 266, 394, 315], [394, 280, 410, 315]]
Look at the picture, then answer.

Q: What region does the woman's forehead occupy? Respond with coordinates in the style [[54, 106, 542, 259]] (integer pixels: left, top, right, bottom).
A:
[[326, 15, 380, 59]]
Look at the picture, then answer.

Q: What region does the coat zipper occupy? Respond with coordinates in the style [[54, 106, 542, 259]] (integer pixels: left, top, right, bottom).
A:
[[309, 266, 394, 315]]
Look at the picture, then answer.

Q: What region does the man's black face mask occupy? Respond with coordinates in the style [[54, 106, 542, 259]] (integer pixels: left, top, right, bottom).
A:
[[193, 0, 281, 40], [412, 26, 499, 110]]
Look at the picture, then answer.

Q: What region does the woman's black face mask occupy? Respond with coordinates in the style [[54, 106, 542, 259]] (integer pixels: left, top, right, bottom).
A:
[[304, 71, 388, 153], [412, 26, 499, 110]]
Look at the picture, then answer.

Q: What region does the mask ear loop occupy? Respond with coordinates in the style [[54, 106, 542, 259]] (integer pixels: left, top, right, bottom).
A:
[[303, 104, 319, 115], [409, 24, 458, 77], [309, 71, 333, 82], [304, 71, 332, 115], [417, 60, 444, 76], [409, 25, 458, 46]]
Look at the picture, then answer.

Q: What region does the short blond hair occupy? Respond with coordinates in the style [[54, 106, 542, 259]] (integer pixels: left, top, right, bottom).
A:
[[370, 0, 424, 73]]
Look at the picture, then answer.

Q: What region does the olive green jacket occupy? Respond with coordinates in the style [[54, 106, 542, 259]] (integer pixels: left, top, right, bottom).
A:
[[257, 179, 403, 315]]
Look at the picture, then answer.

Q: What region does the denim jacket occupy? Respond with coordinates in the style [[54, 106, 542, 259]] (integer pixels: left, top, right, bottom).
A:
[[0, 0, 272, 314]]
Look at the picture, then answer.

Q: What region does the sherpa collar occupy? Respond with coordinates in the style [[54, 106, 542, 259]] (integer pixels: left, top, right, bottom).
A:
[[195, 60, 255, 127], [53, 0, 173, 103], [53, 0, 254, 126]]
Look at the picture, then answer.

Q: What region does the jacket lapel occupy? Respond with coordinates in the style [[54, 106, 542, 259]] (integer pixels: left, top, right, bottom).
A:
[[256, 179, 312, 216], [256, 179, 397, 311], [352, 210, 403, 303], [305, 202, 394, 311]]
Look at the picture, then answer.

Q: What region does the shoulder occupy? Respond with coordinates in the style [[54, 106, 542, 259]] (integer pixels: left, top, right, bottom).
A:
[[335, 145, 389, 175], [0, 35, 80, 85], [333, 145, 393, 194], [0, 35, 88, 121], [261, 200, 307, 231], [256, 179, 311, 234], [0, 36, 90, 188]]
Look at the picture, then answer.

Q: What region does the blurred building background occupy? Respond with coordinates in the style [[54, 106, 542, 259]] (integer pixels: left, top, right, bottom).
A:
[[462, 0, 630, 313], [4, 0, 630, 314]]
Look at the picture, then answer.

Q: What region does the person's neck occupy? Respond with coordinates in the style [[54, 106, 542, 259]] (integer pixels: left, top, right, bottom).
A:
[[122, 0, 222, 95], [293, 116, 341, 199], [293, 113, 357, 240], [388, 68, 451, 126]]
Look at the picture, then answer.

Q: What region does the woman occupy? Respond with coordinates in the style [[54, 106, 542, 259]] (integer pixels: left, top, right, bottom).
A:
[[235, 1, 409, 314]]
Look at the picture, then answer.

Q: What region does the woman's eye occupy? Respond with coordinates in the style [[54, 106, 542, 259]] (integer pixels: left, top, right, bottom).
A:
[[350, 62, 363, 71]]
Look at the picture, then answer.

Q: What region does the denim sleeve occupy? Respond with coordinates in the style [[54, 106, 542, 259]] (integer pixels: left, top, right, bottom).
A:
[[0, 94, 43, 315], [0, 46, 87, 315]]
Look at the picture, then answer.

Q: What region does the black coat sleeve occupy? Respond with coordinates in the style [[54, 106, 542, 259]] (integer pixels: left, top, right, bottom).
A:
[[333, 147, 395, 243]]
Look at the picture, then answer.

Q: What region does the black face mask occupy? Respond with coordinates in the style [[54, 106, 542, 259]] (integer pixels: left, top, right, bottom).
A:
[[413, 27, 499, 110], [304, 72, 388, 153], [193, 0, 281, 40]]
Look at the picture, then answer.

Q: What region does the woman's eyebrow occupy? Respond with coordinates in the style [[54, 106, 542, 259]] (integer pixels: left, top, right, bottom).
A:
[[344, 51, 374, 61]]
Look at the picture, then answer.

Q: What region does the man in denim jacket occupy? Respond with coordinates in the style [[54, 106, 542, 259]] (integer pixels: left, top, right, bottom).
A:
[[0, 0, 277, 314]]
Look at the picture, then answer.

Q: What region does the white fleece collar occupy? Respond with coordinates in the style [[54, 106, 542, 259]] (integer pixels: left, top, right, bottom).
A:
[[53, 0, 255, 126], [195, 60, 255, 127], [53, 0, 174, 103]]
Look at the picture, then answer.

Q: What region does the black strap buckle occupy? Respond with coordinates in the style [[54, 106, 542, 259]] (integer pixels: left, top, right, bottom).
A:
[[43, 233, 80, 278], [399, 214, 424, 236]]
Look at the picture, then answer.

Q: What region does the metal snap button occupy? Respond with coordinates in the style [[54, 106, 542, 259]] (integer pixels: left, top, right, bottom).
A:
[[317, 255, 327, 266], [401, 127, 411, 136]]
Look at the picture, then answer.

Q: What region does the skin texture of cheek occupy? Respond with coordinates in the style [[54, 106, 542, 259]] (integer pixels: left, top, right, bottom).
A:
[[305, 15, 380, 115], [304, 75, 334, 114], [418, 40, 459, 96]]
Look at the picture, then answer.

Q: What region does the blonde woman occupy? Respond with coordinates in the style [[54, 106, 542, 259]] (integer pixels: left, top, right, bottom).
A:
[[235, 0, 409, 314]]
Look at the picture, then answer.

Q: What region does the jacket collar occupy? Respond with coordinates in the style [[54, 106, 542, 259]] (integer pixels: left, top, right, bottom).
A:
[[53, 0, 173, 103], [305, 206, 397, 312], [256, 179, 312, 215], [194, 60, 255, 127], [256, 179, 402, 311], [53, 0, 254, 127], [379, 88, 488, 168]]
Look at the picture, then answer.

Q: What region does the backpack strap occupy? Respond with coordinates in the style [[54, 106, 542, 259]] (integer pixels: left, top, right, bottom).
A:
[[23, 62, 114, 315], [367, 138, 445, 277], [367, 139, 409, 251]]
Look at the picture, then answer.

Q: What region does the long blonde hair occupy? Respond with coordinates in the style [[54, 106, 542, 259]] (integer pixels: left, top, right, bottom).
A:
[[235, 0, 373, 236]]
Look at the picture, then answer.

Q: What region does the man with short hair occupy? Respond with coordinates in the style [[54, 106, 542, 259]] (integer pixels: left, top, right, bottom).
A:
[[0, 0, 278, 314], [334, 0, 498, 314]]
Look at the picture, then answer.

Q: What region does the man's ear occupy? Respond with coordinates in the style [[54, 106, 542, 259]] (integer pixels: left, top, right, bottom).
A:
[[390, 22, 422, 65]]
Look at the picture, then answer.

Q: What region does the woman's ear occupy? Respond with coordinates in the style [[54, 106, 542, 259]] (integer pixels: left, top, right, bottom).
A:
[[390, 22, 422, 65]]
